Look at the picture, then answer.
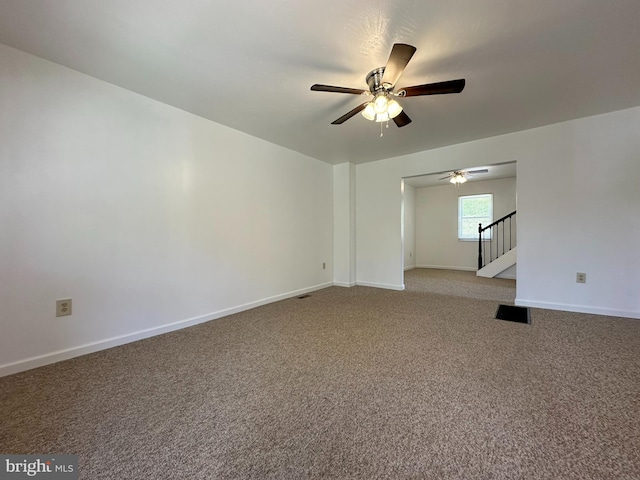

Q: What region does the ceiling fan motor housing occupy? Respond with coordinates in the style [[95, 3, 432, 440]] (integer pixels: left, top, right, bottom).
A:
[[366, 67, 390, 93]]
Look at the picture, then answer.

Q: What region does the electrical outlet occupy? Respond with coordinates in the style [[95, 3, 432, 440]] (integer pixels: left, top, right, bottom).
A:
[[322, 262, 326, 270], [56, 299, 72, 317], [576, 272, 586, 284]]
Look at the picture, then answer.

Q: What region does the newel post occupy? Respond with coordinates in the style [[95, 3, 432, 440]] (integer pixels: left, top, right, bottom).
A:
[[478, 223, 483, 270]]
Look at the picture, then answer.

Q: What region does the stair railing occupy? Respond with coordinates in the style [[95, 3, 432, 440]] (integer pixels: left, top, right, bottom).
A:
[[478, 210, 516, 270]]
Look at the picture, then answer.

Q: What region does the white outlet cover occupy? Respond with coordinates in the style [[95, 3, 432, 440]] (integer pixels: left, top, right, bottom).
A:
[[56, 299, 72, 317]]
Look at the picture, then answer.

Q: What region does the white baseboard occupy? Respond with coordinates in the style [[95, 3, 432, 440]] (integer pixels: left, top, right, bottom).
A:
[[0, 282, 333, 378], [356, 281, 405, 291], [515, 298, 640, 320], [415, 264, 476, 272], [404, 265, 416, 271], [333, 281, 357, 287]]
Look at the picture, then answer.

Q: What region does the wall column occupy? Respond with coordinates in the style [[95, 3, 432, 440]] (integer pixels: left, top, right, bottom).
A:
[[333, 163, 356, 286]]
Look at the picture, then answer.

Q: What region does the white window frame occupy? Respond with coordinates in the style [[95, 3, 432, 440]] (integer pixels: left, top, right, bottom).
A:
[[458, 194, 493, 241]]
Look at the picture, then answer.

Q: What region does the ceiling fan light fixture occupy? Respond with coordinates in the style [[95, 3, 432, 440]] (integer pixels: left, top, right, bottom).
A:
[[450, 172, 468, 184], [362, 99, 395, 122]]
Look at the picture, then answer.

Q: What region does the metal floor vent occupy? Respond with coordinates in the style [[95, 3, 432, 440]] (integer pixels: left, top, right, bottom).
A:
[[297, 294, 311, 299], [495, 304, 531, 324]]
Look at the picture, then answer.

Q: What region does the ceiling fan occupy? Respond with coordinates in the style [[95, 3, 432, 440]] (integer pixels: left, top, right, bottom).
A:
[[440, 169, 489, 184], [310, 43, 465, 129]]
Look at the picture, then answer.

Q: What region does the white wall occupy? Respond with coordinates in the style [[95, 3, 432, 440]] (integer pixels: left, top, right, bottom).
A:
[[0, 44, 333, 375], [415, 177, 516, 271], [356, 107, 640, 319], [402, 183, 416, 270]]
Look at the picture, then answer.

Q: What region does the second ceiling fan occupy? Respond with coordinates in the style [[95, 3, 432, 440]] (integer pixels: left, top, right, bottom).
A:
[[311, 43, 465, 128], [440, 169, 489, 184]]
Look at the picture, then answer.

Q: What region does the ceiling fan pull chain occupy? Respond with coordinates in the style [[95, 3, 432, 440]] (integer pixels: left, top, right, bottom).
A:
[[380, 122, 384, 137]]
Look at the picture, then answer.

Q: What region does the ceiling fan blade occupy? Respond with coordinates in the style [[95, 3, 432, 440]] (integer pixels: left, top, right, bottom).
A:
[[392, 111, 412, 128], [401, 79, 466, 97], [311, 84, 367, 95], [381, 43, 417, 87], [331, 102, 369, 124], [467, 169, 489, 174], [438, 175, 452, 180]]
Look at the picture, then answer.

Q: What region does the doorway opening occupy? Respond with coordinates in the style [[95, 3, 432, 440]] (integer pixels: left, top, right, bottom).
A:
[[402, 161, 517, 295]]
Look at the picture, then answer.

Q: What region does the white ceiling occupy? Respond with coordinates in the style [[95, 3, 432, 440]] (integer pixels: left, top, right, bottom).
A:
[[1, 0, 639, 165]]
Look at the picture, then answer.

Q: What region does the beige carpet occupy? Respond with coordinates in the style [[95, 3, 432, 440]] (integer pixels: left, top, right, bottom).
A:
[[1, 269, 639, 479]]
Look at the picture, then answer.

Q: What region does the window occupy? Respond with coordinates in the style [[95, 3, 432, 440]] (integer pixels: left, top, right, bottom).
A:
[[458, 194, 492, 240]]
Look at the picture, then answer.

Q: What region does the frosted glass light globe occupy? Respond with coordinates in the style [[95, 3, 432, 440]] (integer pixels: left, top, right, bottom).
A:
[[362, 103, 376, 120], [387, 100, 402, 119], [373, 95, 388, 114]]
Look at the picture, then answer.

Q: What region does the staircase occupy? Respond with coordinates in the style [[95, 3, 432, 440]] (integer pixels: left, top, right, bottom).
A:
[[477, 210, 516, 278]]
